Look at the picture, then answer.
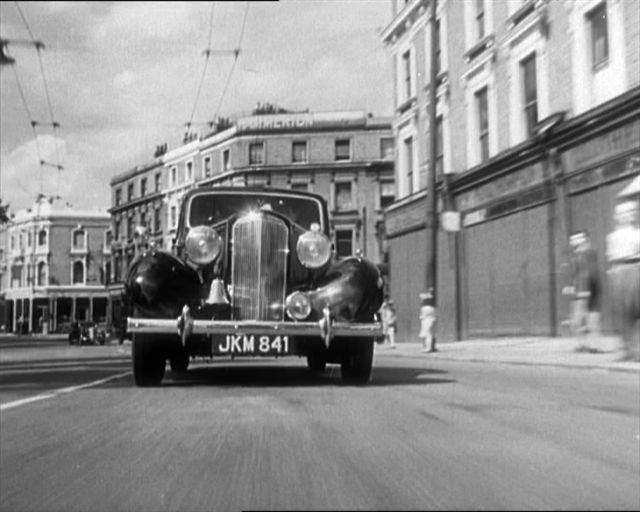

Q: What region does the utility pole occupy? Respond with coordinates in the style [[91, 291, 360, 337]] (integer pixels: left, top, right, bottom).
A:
[[425, 0, 439, 347]]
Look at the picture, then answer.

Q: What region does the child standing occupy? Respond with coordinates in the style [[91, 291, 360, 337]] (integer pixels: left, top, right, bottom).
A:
[[419, 290, 437, 353]]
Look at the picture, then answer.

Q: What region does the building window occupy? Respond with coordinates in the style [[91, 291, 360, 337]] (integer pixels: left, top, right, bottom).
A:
[[402, 49, 412, 100], [380, 181, 395, 209], [292, 141, 308, 163], [588, 2, 608, 68], [10, 235, 14, 250], [335, 139, 351, 161], [103, 261, 111, 285], [170, 166, 177, 186], [139, 211, 147, 230], [114, 220, 121, 240], [380, 137, 394, 160], [115, 188, 122, 206], [27, 232, 32, 248], [154, 206, 161, 233], [105, 230, 113, 247], [521, 52, 538, 138], [186, 161, 193, 182], [170, 206, 177, 229], [37, 262, 46, 286], [404, 136, 414, 195], [38, 228, 47, 246], [204, 156, 212, 177], [475, 0, 485, 40], [114, 253, 122, 282], [72, 261, 84, 285], [475, 87, 489, 163], [334, 182, 354, 211], [291, 182, 308, 192], [155, 172, 161, 192], [140, 178, 147, 198], [72, 229, 86, 250], [249, 142, 265, 165], [127, 217, 134, 240], [127, 183, 134, 202], [19, 233, 23, 249], [222, 149, 231, 172], [335, 229, 354, 258]]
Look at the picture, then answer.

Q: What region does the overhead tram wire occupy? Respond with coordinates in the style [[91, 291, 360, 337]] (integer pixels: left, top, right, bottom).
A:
[[185, 2, 216, 137], [14, 1, 64, 179], [213, 1, 250, 121], [9, 62, 47, 195]]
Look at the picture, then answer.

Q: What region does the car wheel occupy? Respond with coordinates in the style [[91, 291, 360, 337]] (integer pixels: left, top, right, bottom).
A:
[[306, 352, 327, 374], [132, 333, 166, 387], [341, 338, 374, 385], [169, 350, 190, 373]]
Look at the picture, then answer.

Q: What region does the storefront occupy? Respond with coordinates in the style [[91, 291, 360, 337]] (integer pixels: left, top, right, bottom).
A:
[[385, 88, 640, 341]]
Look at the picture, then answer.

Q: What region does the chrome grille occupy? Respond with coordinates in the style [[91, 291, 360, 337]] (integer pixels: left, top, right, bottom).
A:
[[231, 213, 288, 320]]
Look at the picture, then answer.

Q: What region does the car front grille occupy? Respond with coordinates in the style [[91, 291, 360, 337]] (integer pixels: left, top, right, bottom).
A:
[[230, 213, 288, 321]]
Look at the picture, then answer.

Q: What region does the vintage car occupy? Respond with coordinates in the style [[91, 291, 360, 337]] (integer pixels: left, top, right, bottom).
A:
[[125, 187, 385, 386]]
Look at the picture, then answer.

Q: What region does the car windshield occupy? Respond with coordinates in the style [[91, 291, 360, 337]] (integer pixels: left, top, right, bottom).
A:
[[188, 191, 324, 231]]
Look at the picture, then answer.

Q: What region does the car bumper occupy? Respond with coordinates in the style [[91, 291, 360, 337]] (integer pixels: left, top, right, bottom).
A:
[[127, 314, 384, 347]]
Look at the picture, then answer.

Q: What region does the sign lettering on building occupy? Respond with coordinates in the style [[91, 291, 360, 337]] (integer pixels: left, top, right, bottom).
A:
[[236, 111, 366, 133]]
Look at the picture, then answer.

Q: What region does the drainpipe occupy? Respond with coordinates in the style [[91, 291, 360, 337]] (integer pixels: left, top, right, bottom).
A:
[[425, 0, 439, 328]]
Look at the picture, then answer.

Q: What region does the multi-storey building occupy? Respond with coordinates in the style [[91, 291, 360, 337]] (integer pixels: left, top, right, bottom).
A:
[[381, 0, 640, 341], [0, 197, 110, 334], [106, 109, 395, 334], [107, 152, 165, 336]]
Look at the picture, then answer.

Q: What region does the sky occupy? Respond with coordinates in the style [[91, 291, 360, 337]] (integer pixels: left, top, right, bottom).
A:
[[0, 0, 394, 214]]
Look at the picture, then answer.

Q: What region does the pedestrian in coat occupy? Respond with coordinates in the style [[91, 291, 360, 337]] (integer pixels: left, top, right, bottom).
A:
[[566, 231, 602, 347], [606, 199, 640, 361]]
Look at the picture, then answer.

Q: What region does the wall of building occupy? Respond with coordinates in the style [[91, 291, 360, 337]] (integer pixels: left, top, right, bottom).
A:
[[381, 0, 640, 341]]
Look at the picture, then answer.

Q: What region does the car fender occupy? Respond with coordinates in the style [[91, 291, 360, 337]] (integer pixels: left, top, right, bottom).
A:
[[125, 249, 202, 319], [308, 256, 384, 322]]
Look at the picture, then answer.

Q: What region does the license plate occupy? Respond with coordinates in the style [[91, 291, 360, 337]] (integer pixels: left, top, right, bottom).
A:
[[212, 334, 291, 356]]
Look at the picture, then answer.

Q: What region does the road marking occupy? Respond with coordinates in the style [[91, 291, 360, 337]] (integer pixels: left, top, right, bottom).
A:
[[0, 371, 132, 412]]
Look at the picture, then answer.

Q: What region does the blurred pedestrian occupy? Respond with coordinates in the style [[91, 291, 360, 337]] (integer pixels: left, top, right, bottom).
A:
[[380, 297, 397, 349], [606, 199, 640, 361], [566, 231, 602, 348], [419, 290, 437, 353]]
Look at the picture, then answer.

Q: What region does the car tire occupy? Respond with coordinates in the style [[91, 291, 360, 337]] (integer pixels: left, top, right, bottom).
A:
[[340, 338, 374, 385], [169, 350, 190, 373], [132, 333, 166, 387], [306, 352, 327, 373]]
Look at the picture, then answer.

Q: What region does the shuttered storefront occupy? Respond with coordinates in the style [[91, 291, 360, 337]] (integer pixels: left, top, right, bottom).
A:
[[462, 205, 551, 337]]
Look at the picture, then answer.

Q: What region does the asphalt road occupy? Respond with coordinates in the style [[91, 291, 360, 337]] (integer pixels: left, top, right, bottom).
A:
[[1, 340, 639, 511]]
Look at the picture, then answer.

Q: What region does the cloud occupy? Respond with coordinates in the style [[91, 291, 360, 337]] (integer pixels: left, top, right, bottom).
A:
[[92, 2, 197, 43], [113, 70, 136, 90]]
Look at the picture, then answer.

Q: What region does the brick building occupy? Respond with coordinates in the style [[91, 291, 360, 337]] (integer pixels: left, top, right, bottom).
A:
[[106, 109, 395, 333], [381, 0, 640, 341], [0, 197, 110, 334]]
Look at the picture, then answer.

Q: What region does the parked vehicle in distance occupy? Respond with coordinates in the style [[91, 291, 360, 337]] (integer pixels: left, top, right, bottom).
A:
[[125, 187, 385, 386], [68, 321, 106, 345]]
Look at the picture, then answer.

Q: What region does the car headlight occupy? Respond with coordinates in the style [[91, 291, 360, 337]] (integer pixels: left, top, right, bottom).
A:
[[285, 291, 311, 320], [296, 230, 331, 269], [185, 225, 223, 265]]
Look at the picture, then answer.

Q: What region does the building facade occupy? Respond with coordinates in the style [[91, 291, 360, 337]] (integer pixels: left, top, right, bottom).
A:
[[381, 0, 640, 341], [106, 109, 395, 333], [0, 197, 111, 334]]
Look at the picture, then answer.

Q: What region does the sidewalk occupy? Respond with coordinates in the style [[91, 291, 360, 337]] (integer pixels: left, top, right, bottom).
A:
[[377, 335, 640, 374]]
